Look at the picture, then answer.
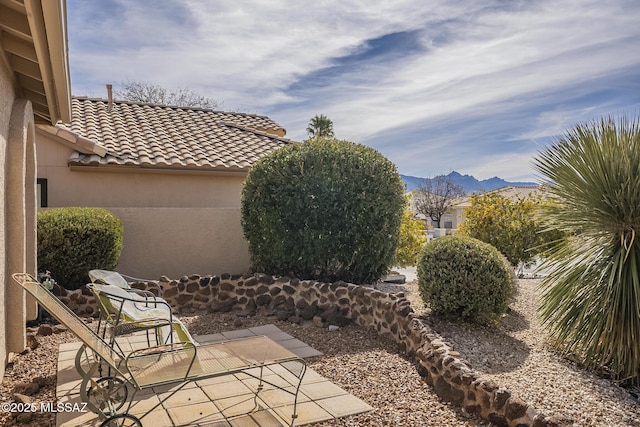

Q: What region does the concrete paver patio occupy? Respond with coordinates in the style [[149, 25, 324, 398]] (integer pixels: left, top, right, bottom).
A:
[[56, 324, 372, 426]]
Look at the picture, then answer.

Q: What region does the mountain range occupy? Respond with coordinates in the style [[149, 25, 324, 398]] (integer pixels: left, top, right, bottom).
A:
[[400, 171, 537, 194]]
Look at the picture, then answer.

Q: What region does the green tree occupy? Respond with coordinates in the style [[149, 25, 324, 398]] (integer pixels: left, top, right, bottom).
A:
[[305, 114, 334, 140], [458, 191, 559, 267], [116, 80, 219, 109], [241, 138, 405, 284], [533, 114, 640, 384], [394, 206, 427, 268]]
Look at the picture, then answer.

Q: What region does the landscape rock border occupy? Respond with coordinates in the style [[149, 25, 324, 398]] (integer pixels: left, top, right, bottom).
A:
[[54, 273, 561, 427]]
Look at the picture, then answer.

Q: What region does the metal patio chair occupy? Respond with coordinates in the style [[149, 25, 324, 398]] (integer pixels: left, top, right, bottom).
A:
[[12, 273, 306, 427], [86, 282, 194, 352], [88, 269, 162, 297]]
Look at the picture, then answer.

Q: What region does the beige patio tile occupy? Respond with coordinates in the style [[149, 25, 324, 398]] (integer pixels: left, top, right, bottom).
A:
[[195, 373, 239, 388], [57, 348, 78, 362], [300, 380, 348, 400], [213, 394, 266, 418], [263, 330, 297, 342], [56, 378, 81, 396], [201, 378, 253, 400], [277, 338, 310, 351], [237, 408, 287, 426], [57, 365, 82, 385], [152, 380, 198, 394], [247, 324, 283, 335], [57, 411, 100, 427], [299, 369, 327, 385], [57, 356, 76, 371], [221, 329, 256, 340], [194, 332, 226, 343], [315, 393, 374, 418], [159, 386, 210, 408], [55, 393, 100, 427], [290, 346, 323, 358], [126, 392, 163, 414], [228, 414, 262, 427], [59, 341, 82, 352], [272, 400, 333, 426], [57, 325, 371, 427], [129, 408, 173, 426], [166, 401, 225, 425], [258, 386, 311, 407], [240, 372, 295, 391], [265, 364, 307, 386]]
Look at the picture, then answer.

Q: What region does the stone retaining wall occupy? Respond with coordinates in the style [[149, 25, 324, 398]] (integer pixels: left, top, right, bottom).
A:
[[55, 273, 556, 427]]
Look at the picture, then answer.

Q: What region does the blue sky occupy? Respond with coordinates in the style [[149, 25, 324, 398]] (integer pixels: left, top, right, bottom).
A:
[[66, 0, 640, 181]]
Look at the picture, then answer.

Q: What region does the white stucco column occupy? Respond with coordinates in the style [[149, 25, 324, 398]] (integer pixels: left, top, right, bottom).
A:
[[5, 99, 36, 352]]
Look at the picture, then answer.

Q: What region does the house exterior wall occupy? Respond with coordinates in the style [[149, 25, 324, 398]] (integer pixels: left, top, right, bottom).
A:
[[36, 131, 251, 279], [0, 52, 14, 380], [1, 61, 38, 378]]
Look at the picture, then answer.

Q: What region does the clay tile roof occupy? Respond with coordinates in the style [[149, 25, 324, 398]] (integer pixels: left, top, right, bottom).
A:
[[59, 97, 293, 172]]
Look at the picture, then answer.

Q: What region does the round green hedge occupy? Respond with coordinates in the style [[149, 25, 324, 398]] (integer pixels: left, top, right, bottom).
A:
[[38, 207, 124, 290], [417, 235, 514, 324], [241, 139, 405, 284]]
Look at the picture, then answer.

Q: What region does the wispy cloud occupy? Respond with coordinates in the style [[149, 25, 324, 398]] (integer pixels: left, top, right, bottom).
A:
[[67, 0, 640, 180]]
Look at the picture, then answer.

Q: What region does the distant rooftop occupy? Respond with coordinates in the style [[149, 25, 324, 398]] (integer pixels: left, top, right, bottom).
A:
[[41, 97, 292, 173]]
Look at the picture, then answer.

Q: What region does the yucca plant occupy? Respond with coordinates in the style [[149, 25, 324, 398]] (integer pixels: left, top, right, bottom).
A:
[[533, 114, 640, 383]]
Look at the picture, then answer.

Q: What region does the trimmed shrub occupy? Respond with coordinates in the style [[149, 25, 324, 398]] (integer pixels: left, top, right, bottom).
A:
[[38, 207, 124, 290], [241, 138, 405, 284], [458, 191, 563, 268], [417, 235, 514, 324]]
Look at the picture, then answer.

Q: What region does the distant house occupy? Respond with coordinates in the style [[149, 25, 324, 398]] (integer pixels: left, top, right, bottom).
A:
[[409, 185, 542, 236], [36, 96, 293, 279], [1, 0, 72, 379], [451, 185, 542, 231]]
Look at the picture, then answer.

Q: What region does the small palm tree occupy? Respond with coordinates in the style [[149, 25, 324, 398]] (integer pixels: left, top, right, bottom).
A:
[[533, 114, 640, 383], [306, 114, 334, 140]]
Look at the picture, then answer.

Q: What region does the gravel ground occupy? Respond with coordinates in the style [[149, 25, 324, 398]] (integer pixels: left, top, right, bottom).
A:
[[382, 278, 640, 427], [1, 279, 638, 426]]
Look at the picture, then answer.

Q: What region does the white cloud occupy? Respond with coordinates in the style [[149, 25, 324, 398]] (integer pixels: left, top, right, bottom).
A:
[[67, 0, 640, 180]]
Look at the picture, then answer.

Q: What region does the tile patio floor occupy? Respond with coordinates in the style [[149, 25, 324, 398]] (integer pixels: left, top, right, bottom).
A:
[[56, 324, 372, 426]]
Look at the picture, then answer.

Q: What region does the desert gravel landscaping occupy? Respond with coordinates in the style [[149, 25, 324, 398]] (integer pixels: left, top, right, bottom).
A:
[[1, 278, 638, 426]]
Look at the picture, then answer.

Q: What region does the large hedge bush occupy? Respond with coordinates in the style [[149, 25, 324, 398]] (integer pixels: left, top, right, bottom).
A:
[[38, 207, 124, 290], [417, 235, 514, 324], [241, 139, 405, 284]]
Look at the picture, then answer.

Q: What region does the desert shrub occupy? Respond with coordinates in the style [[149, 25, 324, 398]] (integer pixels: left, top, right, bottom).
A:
[[38, 207, 124, 290], [458, 192, 563, 268], [534, 114, 640, 383], [417, 235, 514, 324], [241, 138, 405, 284]]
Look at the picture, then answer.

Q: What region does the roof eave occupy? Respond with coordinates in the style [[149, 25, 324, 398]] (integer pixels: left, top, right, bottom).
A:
[[68, 163, 250, 176], [25, 0, 72, 124], [36, 124, 107, 156]]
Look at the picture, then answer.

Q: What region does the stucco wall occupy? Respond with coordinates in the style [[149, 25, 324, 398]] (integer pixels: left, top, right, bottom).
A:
[[0, 47, 15, 380], [36, 132, 246, 208], [107, 207, 250, 279], [1, 60, 38, 378], [36, 131, 252, 279]]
